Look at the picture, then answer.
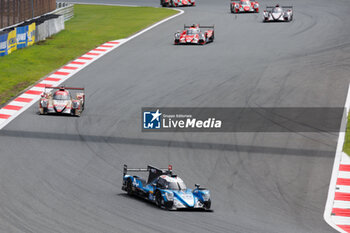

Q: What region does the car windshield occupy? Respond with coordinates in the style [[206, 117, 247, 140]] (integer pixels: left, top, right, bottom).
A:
[[53, 93, 70, 100], [273, 7, 283, 13], [241, 1, 250, 5], [167, 181, 187, 190], [186, 29, 199, 35]]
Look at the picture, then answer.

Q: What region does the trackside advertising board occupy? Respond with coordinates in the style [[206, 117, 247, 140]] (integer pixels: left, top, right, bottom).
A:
[[0, 33, 8, 56], [16, 25, 28, 49], [7, 29, 17, 54], [27, 23, 36, 46], [0, 22, 36, 57]]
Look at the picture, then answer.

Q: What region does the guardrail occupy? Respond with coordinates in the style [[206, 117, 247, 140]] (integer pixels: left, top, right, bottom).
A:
[[53, 3, 74, 22]]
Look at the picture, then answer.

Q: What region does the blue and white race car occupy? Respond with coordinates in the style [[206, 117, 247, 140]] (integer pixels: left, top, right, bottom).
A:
[[122, 165, 211, 210]]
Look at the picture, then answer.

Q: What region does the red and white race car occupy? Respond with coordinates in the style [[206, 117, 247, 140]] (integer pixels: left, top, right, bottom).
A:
[[39, 86, 85, 116], [230, 0, 259, 13], [161, 0, 195, 7], [174, 24, 214, 45]]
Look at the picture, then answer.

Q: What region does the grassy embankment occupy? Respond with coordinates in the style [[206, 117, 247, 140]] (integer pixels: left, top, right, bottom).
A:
[[0, 5, 176, 105]]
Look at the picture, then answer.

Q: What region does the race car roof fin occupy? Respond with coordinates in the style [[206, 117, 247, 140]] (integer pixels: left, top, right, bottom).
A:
[[147, 165, 173, 183]]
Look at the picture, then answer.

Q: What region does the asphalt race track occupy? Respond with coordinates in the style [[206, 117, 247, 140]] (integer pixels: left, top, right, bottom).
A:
[[1, 0, 350, 232]]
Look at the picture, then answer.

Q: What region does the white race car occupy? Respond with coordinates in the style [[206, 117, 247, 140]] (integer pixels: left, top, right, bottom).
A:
[[263, 5, 293, 22]]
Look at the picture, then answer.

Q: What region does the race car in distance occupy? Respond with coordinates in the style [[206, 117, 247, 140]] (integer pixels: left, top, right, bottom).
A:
[[174, 24, 214, 45], [160, 0, 195, 7], [122, 165, 211, 210], [230, 0, 259, 13], [39, 86, 85, 116], [263, 5, 293, 22]]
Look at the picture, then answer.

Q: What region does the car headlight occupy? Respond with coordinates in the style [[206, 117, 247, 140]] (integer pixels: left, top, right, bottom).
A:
[[235, 4, 239, 8], [72, 101, 80, 109], [40, 100, 48, 108], [165, 192, 174, 201], [202, 193, 210, 201], [254, 3, 259, 8]]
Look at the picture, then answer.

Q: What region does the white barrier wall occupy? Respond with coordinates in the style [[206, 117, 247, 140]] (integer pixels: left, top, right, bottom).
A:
[[35, 15, 64, 42]]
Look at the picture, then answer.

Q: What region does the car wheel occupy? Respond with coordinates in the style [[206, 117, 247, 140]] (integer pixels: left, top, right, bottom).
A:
[[155, 191, 163, 208], [40, 107, 47, 115], [126, 179, 134, 196], [203, 199, 211, 210], [164, 200, 174, 210], [72, 109, 79, 117]]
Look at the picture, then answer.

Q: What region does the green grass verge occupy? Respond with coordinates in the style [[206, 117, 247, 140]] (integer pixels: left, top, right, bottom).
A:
[[344, 114, 350, 155], [0, 5, 176, 105]]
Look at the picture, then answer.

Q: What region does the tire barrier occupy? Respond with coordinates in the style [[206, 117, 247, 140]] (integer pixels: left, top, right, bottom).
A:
[[0, 14, 64, 57]]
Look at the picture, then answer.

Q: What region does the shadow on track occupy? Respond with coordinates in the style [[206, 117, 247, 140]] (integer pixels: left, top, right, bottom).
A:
[[0, 129, 333, 157], [117, 193, 214, 212]]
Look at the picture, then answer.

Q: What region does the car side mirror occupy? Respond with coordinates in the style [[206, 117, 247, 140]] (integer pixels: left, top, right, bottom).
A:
[[195, 184, 200, 189]]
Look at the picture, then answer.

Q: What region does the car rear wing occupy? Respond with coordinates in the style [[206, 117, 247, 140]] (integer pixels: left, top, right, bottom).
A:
[[46, 86, 85, 90], [265, 6, 293, 9], [123, 164, 148, 177], [184, 24, 214, 29], [42, 86, 85, 95], [123, 164, 173, 183]]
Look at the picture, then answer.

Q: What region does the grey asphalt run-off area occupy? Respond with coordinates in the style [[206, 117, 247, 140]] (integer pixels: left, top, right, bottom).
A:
[[1, 0, 350, 232]]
